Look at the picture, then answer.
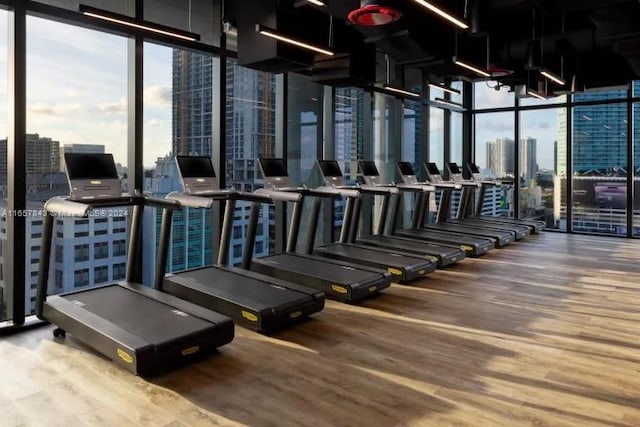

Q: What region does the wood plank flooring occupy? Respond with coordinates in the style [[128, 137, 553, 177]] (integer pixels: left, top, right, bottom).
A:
[[2, 232, 640, 426]]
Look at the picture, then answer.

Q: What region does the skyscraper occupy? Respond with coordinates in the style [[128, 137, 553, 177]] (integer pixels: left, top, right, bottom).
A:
[[486, 137, 514, 178], [519, 137, 537, 183]]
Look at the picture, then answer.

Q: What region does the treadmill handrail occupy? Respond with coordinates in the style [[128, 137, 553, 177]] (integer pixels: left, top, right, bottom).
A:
[[396, 183, 436, 192], [312, 186, 360, 199], [357, 184, 399, 195], [253, 188, 302, 203], [166, 192, 216, 209]]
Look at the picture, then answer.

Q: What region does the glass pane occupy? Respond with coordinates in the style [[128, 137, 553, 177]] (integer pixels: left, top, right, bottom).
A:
[[474, 81, 514, 110], [33, 0, 135, 16], [520, 93, 566, 107], [474, 112, 515, 217], [373, 93, 400, 182], [402, 100, 422, 173], [450, 111, 463, 166], [26, 17, 128, 314], [430, 81, 463, 104], [572, 103, 628, 235], [287, 73, 323, 245], [372, 93, 400, 231], [142, 43, 216, 284], [519, 109, 566, 229], [634, 102, 640, 236], [428, 107, 444, 174], [287, 74, 322, 186], [143, 0, 221, 47], [226, 59, 277, 263], [0, 10, 8, 322], [633, 80, 640, 98], [334, 87, 368, 238], [573, 86, 627, 103], [401, 100, 422, 227]]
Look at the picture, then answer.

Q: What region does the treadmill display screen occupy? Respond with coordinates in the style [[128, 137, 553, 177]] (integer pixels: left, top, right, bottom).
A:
[[176, 156, 216, 178], [65, 153, 118, 180], [259, 158, 288, 177], [397, 162, 415, 176], [468, 163, 480, 174], [425, 162, 441, 176], [448, 162, 462, 174], [359, 161, 379, 176], [318, 160, 343, 177]]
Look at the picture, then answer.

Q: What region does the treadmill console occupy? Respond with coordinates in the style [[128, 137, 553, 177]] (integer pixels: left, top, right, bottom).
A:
[[424, 162, 444, 184], [447, 162, 464, 183], [175, 156, 219, 194], [358, 161, 383, 186], [467, 162, 483, 181], [65, 153, 122, 200], [317, 160, 347, 187], [258, 158, 293, 189], [396, 162, 418, 184]]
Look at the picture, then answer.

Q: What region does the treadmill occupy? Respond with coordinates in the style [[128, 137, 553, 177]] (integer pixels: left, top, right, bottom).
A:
[[36, 153, 234, 376], [420, 162, 516, 247], [259, 158, 436, 283], [463, 162, 545, 233], [359, 161, 495, 257], [444, 162, 531, 239], [245, 158, 392, 303], [161, 156, 325, 332], [317, 160, 466, 268]]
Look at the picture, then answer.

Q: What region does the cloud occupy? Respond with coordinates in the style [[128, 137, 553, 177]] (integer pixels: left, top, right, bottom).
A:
[[28, 102, 82, 116], [145, 118, 164, 128], [144, 85, 171, 107], [99, 97, 127, 114]]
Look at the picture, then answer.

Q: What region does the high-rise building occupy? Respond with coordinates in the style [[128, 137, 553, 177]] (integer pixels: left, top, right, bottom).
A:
[[519, 137, 537, 183], [486, 137, 514, 178]]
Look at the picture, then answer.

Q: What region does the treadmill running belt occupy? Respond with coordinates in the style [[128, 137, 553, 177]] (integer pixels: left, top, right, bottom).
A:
[[64, 286, 213, 344], [171, 267, 314, 309], [256, 253, 381, 281]]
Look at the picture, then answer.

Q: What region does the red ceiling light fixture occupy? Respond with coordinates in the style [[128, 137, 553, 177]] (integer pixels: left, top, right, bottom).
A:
[[348, 1, 402, 26]]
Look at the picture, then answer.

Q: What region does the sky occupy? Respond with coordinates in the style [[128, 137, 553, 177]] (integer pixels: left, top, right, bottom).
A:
[[0, 14, 174, 168]]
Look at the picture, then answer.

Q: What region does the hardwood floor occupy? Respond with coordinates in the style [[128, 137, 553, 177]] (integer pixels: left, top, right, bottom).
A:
[[2, 232, 640, 426]]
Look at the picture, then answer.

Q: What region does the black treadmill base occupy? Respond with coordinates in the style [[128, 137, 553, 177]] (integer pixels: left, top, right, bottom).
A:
[[44, 288, 234, 377]]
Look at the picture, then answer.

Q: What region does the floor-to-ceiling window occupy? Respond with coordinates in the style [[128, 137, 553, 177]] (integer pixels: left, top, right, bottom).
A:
[[519, 109, 566, 227], [633, 81, 640, 236], [474, 112, 516, 217], [287, 73, 323, 248], [141, 43, 217, 284], [428, 107, 444, 173], [0, 9, 9, 323], [226, 59, 277, 260], [334, 87, 369, 238], [25, 16, 128, 315], [572, 102, 628, 236]]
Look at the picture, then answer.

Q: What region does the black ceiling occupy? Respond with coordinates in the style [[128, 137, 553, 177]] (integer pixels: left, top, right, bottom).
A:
[[225, 0, 640, 92]]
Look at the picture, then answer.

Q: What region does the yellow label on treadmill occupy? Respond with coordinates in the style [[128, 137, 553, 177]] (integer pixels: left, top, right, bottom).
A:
[[116, 348, 133, 364], [289, 311, 303, 319], [369, 286, 378, 292], [427, 256, 438, 262], [241, 311, 258, 322], [181, 346, 200, 356], [331, 285, 348, 294], [460, 245, 473, 252], [418, 270, 426, 275], [387, 267, 402, 276]]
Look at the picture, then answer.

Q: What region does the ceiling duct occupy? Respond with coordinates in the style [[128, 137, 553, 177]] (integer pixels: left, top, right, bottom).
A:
[[225, 0, 326, 72], [347, 0, 402, 27]]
